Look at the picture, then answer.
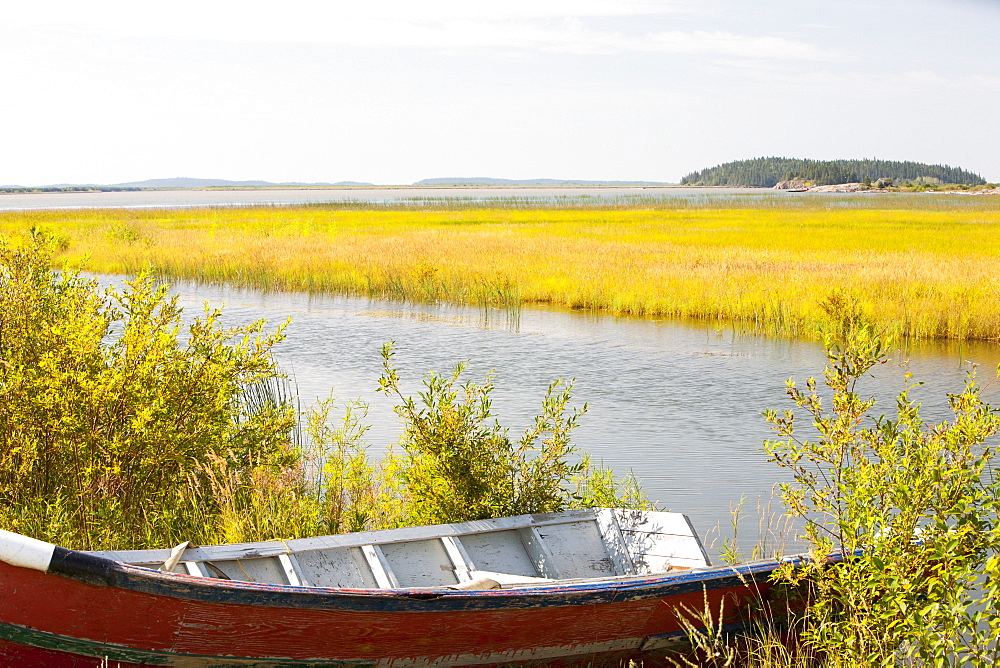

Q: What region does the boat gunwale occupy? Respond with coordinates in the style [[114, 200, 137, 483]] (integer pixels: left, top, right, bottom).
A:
[[85, 551, 829, 613]]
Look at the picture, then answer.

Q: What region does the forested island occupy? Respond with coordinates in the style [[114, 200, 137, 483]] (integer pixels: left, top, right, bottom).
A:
[[680, 157, 986, 188]]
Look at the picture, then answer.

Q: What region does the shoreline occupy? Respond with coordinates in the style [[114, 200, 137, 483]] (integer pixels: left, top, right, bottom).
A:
[[775, 181, 1000, 195]]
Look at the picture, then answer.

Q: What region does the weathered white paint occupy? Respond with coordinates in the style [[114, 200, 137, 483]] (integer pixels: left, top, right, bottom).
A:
[[613, 509, 694, 536], [86, 509, 614, 563], [458, 530, 539, 577], [296, 546, 378, 588], [537, 519, 620, 577], [380, 539, 460, 587], [278, 553, 306, 587], [615, 509, 712, 570], [440, 536, 475, 582], [183, 561, 209, 577], [0, 529, 55, 572], [362, 544, 398, 588], [595, 509, 637, 575], [78, 509, 712, 589], [517, 526, 561, 579], [208, 556, 286, 584]]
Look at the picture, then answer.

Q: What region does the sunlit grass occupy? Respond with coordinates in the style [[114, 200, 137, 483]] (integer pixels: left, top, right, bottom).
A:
[[4, 195, 1000, 341]]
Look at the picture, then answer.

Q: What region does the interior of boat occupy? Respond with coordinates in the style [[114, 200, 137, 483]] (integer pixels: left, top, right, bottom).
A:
[[86, 508, 711, 590]]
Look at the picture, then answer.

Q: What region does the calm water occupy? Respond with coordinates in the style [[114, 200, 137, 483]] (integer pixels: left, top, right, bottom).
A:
[[129, 278, 1000, 558], [2, 186, 771, 211]]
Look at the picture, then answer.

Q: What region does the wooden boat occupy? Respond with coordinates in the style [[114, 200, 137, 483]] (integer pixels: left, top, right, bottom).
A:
[[0, 508, 801, 666]]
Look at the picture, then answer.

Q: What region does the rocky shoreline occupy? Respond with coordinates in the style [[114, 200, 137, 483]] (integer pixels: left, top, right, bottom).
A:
[[774, 181, 886, 193], [927, 187, 1000, 195], [774, 180, 999, 195]]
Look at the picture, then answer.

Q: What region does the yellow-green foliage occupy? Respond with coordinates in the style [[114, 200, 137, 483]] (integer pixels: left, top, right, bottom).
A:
[[764, 326, 1000, 665], [305, 395, 398, 535], [668, 328, 1000, 667], [5, 197, 1000, 341], [0, 240, 297, 550], [377, 343, 594, 526], [0, 240, 647, 550]]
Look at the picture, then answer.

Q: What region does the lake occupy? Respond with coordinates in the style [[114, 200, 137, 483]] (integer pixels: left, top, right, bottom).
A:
[[143, 278, 1000, 559], [2, 186, 778, 211]]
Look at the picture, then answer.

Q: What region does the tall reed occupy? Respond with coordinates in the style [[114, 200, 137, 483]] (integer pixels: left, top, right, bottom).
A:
[[4, 197, 1000, 341]]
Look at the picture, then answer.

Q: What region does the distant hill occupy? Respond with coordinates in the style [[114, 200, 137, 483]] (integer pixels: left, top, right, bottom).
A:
[[1, 185, 141, 193], [680, 158, 985, 188], [413, 177, 670, 186], [113, 177, 374, 188], [6, 177, 670, 191]]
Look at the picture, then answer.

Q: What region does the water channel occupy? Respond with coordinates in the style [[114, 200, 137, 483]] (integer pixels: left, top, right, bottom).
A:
[[145, 279, 999, 559]]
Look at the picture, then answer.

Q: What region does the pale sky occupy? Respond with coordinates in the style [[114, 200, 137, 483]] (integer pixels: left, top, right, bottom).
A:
[[3, 0, 999, 186]]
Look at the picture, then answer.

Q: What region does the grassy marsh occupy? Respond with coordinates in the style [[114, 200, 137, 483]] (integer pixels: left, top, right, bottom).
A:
[[6, 194, 1000, 341]]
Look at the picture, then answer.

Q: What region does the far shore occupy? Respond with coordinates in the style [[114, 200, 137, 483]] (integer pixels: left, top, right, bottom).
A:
[[5, 182, 997, 195]]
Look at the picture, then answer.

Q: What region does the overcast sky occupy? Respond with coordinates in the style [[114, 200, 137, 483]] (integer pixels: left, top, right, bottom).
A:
[[3, 0, 999, 185]]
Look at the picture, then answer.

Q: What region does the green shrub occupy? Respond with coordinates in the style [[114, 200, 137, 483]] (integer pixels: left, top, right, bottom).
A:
[[377, 342, 648, 525], [0, 240, 295, 549], [765, 324, 1000, 665], [306, 395, 395, 533]]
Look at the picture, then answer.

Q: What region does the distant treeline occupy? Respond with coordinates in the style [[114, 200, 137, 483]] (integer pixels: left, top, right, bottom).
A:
[[680, 158, 986, 187], [0, 186, 142, 193]]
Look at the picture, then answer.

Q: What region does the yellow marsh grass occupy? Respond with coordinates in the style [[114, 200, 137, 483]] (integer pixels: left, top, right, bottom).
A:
[[5, 201, 1000, 341]]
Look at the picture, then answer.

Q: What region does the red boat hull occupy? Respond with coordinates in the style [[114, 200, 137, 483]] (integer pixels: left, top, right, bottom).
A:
[[0, 555, 789, 666]]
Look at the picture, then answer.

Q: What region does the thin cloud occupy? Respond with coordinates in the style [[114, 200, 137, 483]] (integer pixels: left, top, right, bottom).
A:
[[341, 23, 836, 62], [9, 18, 835, 64], [7, 0, 695, 34], [630, 30, 835, 60], [6, 1, 831, 62]]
